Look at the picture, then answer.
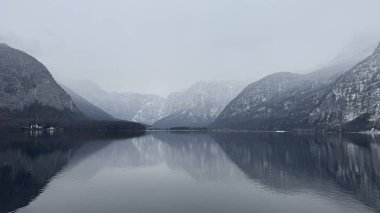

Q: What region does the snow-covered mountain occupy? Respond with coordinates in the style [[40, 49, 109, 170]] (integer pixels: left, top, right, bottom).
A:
[[0, 43, 83, 125], [62, 80, 165, 124], [153, 81, 247, 128], [212, 42, 380, 131], [212, 72, 329, 130], [310, 42, 380, 130], [0, 43, 144, 130], [64, 80, 247, 127], [0, 43, 76, 111]]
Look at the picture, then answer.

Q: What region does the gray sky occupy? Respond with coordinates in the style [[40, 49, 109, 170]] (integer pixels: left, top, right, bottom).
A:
[[1, 0, 380, 97]]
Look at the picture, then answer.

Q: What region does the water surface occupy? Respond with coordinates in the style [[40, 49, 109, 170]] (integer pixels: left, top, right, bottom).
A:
[[0, 131, 379, 213]]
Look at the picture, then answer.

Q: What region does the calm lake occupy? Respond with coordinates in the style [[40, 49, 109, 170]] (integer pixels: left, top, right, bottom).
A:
[[0, 131, 379, 213]]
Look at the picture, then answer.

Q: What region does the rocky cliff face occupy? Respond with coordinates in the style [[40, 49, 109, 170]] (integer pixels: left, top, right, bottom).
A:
[[153, 81, 247, 128], [310, 42, 380, 130], [212, 42, 380, 131], [212, 72, 334, 130]]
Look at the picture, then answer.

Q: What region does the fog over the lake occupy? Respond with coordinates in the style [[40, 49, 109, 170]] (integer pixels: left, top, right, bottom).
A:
[[1, 0, 380, 96]]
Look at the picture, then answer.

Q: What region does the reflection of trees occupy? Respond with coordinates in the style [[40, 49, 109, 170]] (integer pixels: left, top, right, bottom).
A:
[[0, 131, 143, 213], [1, 131, 379, 212], [212, 132, 380, 212]]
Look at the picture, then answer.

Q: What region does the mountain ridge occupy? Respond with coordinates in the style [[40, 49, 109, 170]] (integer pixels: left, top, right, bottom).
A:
[[60, 84, 115, 121], [309, 42, 380, 130], [152, 80, 247, 128], [0, 44, 145, 130], [212, 42, 380, 131], [62, 80, 165, 125], [64, 79, 248, 127], [0, 43, 76, 111]]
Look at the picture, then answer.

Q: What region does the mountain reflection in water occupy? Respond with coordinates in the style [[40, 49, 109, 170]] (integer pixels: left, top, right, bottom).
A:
[[0, 131, 378, 213]]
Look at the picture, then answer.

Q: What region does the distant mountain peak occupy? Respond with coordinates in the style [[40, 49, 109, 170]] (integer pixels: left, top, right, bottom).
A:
[[153, 80, 248, 128]]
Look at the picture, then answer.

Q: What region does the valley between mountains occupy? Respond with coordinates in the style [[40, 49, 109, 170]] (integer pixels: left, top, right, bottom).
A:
[[1, 41, 380, 132]]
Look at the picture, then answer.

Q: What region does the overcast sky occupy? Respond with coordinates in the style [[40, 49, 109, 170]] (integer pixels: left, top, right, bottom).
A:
[[1, 0, 380, 96]]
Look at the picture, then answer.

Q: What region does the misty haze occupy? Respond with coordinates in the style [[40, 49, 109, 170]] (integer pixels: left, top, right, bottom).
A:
[[1, 0, 380, 213]]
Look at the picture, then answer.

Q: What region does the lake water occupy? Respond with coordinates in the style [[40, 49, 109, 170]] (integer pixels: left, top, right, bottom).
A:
[[0, 131, 379, 213]]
